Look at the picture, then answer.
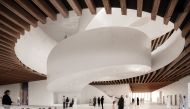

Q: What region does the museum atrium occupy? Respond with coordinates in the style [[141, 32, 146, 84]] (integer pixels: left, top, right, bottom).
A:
[[0, 0, 190, 109]]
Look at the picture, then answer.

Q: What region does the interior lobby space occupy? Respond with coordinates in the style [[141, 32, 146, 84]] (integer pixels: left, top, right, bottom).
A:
[[0, 0, 190, 109]]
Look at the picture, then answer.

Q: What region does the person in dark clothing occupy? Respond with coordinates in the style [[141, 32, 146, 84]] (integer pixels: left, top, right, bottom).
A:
[[118, 95, 124, 109], [132, 98, 135, 104], [70, 98, 74, 107], [66, 97, 69, 108], [137, 97, 139, 106], [93, 96, 96, 107], [100, 96, 104, 109], [2, 90, 12, 109], [98, 97, 101, 107], [63, 96, 66, 109]]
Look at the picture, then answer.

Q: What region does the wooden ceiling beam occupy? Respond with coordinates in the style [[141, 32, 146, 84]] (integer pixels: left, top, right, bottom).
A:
[[102, 0, 111, 14], [151, 0, 161, 20], [32, 0, 57, 21], [153, 35, 163, 50], [148, 71, 156, 82], [0, 36, 15, 45], [186, 34, 190, 43], [145, 73, 151, 83], [0, 35, 17, 43], [50, 0, 68, 17], [159, 57, 190, 82], [141, 75, 145, 83], [85, 0, 96, 14], [15, 0, 47, 24], [0, 42, 13, 50], [174, 1, 190, 30], [0, 30, 18, 41], [168, 65, 190, 80], [0, 54, 18, 62], [0, 39, 14, 48], [0, 15, 24, 35], [164, 0, 179, 25], [67, 0, 82, 16], [170, 69, 190, 81], [151, 68, 165, 82], [137, 0, 143, 17], [0, 49, 15, 56], [182, 20, 190, 37], [0, 4, 30, 31], [0, 71, 42, 80], [0, 23, 20, 38], [156, 45, 190, 81], [119, 0, 127, 15], [167, 67, 190, 82], [0, 0, 38, 27]]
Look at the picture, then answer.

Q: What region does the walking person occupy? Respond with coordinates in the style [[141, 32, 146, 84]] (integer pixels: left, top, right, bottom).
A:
[[101, 96, 104, 109], [93, 96, 96, 107], [118, 95, 124, 109], [63, 96, 66, 109], [66, 97, 69, 108], [98, 97, 101, 107], [2, 90, 12, 109], [137, 97, 139, 106]]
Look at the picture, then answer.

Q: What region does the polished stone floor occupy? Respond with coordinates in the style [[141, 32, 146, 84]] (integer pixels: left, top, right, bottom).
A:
[[0, 103, 180, 109], [63, 103, 179, 109]]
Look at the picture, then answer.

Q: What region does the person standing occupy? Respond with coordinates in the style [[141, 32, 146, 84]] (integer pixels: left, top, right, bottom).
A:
[[70, 98, 74, 107], [98, 97, 101, 107], [179, 95, 183, 109], [137, 97, 139, 106], [93, 96, 96, 107], [66, 97, 69, 108], [182, 96, 188, 109], [63, 96, 66, 109], [124, 95, 130, 109], [2, 90, 12, 109], [101, 96, 104, 109], [73, 96, 77, 109], [112, 101, 116, 109], [118, 95, 124, 109]]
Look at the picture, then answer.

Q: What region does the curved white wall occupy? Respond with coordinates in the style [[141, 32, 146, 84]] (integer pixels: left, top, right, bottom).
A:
[[15, 27, 57, 74], [15, 8, 183, 75], [14, 8, 185, 95], [94, 84, 132, 98], [47, 27, 151, 92]]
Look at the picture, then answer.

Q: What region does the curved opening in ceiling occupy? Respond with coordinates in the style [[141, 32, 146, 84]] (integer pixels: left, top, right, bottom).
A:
[[14, 8, 184, 84]]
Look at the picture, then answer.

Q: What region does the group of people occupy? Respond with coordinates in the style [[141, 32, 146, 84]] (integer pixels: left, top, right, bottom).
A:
[[62, 96, 76, 109], [91, 96, 104, 109]]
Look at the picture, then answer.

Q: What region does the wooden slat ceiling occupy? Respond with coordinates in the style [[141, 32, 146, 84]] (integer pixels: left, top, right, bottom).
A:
[[0, 0, 190, 92]]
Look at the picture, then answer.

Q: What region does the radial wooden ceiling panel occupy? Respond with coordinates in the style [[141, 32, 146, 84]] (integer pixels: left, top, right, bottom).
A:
[[0, 0, 190, 92]]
